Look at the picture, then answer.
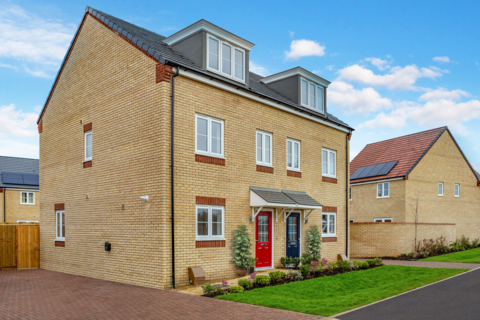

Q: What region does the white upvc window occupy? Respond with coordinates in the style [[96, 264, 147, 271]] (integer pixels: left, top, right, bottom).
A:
[[438, 182, 444, 196], [207, 34, 245, 83], [195, 114, 224, 158], [374, 218, 393, 223], [322, 213, 336, 236], [256, 131, 272, 166], [286, 138, 300, 171], [377, 182, 390, 198], [300, 78, 325, 113], [455, 183, 460, 197], [322, 148, 336, 178], [56, 210, 65, 241], [196, 205, 225, 240], [20, 192, 35, 205], [85, 131, 92, 161]]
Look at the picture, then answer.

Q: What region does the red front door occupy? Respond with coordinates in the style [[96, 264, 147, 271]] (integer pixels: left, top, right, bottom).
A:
[[256, 211, 272, 268]]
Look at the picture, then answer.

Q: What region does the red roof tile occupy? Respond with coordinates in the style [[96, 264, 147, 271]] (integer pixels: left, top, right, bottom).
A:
[[350, 127, 446, 183]]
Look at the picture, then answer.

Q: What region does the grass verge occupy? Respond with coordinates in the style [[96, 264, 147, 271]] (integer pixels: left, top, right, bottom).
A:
[[217, 265, 466, 316], [421, 247, 480, 263]]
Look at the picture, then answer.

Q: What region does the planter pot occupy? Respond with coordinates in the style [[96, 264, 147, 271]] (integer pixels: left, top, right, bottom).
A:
[[247, 267, 255, 274], [236, 268, 247, 277]]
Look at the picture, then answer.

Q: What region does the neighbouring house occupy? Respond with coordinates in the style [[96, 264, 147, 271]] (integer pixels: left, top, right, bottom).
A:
[[349, 127, 480, 258], [0, 156, 40, 223], [37, 7, 353, 289]]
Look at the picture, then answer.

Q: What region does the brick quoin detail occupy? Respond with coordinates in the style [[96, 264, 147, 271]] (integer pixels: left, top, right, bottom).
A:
[[322, 176, 337, 184], [322, 206, 337, 213], [54, 203, 65, 210], [287, 170, 301, 178], [38, 120, 43, 134], [196, 196, 226, 206], [322, 237, 337, 242], [156, 64, 173, 83], [0, 188, 3, 193], [195, 154, 225, 166], [83, 161, 92, 169], [196, 240, 226, 248], [55, 241, 65, 247], [83, 122, 92, 131], [256, 165, 273, 174]]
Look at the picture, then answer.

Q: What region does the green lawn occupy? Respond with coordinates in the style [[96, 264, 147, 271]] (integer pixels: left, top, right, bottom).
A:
[[217, 266, 466, 317], [420, 248, 480, 263]]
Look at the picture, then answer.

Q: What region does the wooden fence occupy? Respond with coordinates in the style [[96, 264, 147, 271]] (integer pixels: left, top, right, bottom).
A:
[[0, 223, 39, 269]]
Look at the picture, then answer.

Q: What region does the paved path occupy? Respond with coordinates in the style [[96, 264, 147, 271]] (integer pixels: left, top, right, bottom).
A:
[[0, 269, 322, 320], [357, 258, 480, 269], [337, 268, 480, 320]]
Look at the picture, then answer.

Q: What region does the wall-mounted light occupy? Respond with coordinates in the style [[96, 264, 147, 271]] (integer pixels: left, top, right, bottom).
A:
[[140, 196, 149, 202]]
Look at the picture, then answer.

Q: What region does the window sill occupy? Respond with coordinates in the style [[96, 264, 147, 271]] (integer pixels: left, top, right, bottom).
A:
[[376, 196, 390, 199], [20, 203, 35, 205], [322, 176, 337, 184], [83, 159, 92, 162], [83, 160, 92, 168], [195, 152, 225, 160], [55, 240, 65, 247], [257, 165, 274, 174], [287, 170, 302, 178], [195, 154, 225, 166], [256, 163, 273, 168], [322, 236, 337, 242], [196, 240, 226, 248]]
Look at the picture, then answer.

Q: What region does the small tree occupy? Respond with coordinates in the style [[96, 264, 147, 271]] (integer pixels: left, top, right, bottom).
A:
[[409, 191, 421, 252], [307, 225, 322, 261], [232, 225, 253, 269]]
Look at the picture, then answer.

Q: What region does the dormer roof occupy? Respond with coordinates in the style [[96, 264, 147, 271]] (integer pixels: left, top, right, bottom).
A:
[[261, 67, 331, 88]]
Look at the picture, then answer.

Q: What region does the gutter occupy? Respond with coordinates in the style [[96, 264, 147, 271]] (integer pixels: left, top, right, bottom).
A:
[[171, 67, 179, 289]]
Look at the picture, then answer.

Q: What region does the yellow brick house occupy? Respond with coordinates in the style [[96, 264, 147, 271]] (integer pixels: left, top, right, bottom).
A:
[[349, 127, 480, 258], [37, 7, 353, 289]]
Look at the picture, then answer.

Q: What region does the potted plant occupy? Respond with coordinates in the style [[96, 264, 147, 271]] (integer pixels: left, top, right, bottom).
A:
[[247, 257, 256, 274], [232, 225, 253, 277], [307, 225, 322, 261]]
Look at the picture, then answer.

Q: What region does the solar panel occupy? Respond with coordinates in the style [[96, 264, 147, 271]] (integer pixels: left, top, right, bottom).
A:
[[356, 165, 377, 179], [350, 166, 367, 180], [368, 162, 387, 177], [377, 161, 398, 176], [2, 172, 24, 185], [22, 174, 39, 186]]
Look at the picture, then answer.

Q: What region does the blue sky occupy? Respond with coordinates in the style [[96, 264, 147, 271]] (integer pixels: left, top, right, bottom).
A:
[[1, 0, 479, 170]]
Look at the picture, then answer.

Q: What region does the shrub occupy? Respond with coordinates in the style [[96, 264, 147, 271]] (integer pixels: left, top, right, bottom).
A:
[[416, 236, 449, 255], [372, 257, 384, 266], [229, 286, 244, 294], [307, 225, 322, 261], [353, 260, 363, 269], [231, 225, 253, 269], [407, 253, 414, 259], [400, 253, 407, 258], [310, 260, 319, 273], [201, 283, 216, 296], [254, 275, 271, 287], [269, 271, 286, 282], [249, 272, 257, 280], [472, 238, 480, 248], [292, 257, 301, 269], [216, 286, 226, 295], [301, 253, 312, 266], [450, 241, 464, 252], [336, 260, 350, 272], [287, 269, 303, 281], [321, 257, 328, 267], [300, 264, 311, 277], [280, 257, 288, 267], [361, 262, 369, 269], [238, 278, 253, 290], [328, 262, 337, 270], [365, 259, 376, 267], [418, 253, 426, 259], [459, 235, 471, 248]]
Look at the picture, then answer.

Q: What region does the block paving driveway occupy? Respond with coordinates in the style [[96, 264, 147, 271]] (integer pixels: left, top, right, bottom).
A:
[[0, 269, 323, 320]]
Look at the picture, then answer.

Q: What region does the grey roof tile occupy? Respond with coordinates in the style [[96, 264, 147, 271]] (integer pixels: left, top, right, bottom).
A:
[[250, 187, 322, 207], [0, 156, 39, 189], [282, 190, 322, 206]]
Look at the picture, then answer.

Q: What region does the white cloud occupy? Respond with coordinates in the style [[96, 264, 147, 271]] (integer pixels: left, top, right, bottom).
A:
[[433, 56, 450, 63], [0, 139, 39, 159], [328, 81, 392, 115], [338, 64, 443, 90], [419, 88, 470, 101], [249, 61, 269, 76], [288, 31, 295, 38], [0, 104, 39, 138], [359, 99, 480, 136], [0, 5, 75, 77], [364, 57, 390, 70], [326, 65, 335, 71], [285, 39, 325, 60]]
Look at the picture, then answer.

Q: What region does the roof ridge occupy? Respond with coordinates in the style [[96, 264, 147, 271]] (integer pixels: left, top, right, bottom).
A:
[[0, 156, 39, 160], [364, 126, 447, 146]]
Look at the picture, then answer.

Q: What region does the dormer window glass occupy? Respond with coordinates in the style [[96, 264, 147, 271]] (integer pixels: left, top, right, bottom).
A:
[[300, 78, 325, 113], [207, 34, 245, 83]]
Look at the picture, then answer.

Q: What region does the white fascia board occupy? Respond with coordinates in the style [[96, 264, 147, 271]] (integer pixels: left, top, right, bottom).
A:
[[179, 71, 349, 133], [351, 177, 403, 186], [163, 19, 255, 51], [261, 67, 331, 88]]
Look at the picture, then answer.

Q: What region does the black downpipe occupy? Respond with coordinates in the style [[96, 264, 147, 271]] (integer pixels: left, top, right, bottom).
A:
[[346, 131, 350, 257], [171, 67, 179, 289]]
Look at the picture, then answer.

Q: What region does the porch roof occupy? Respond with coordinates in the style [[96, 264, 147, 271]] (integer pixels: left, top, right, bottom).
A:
[[250, 186, 322, 210]]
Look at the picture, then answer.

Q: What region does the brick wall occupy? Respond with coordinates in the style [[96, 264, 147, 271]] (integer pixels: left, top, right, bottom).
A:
[[0, 189, 39, 223], [350, 222, 456, 258]]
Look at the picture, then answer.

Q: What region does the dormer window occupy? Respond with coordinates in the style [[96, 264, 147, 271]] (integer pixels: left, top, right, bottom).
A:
[[301, 78, 324, 113], [207, 34, 245, 83]]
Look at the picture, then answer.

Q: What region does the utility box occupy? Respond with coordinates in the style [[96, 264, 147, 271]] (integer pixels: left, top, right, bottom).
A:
[[188, 266, 205, 286]]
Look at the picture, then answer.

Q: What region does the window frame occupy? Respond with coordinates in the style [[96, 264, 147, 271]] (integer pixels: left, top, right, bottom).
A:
[[377, 182, 390, 198], [195, 205, 225, 241], [374, 218, 393, 223], [438, 182, 444, 196], [85, 130, 92, 161], [454, 183, 460, 197], [256, 130, 273, 167], [286, 138, 301, 171], [300, 77, 325, 113], [56, 210, 65, 241], [322, 212, 336, 237], [322, 148, 337, 178], [206, 34, 245, 83], [20, 191, 35, 205], [195, 114, 225, 158]]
